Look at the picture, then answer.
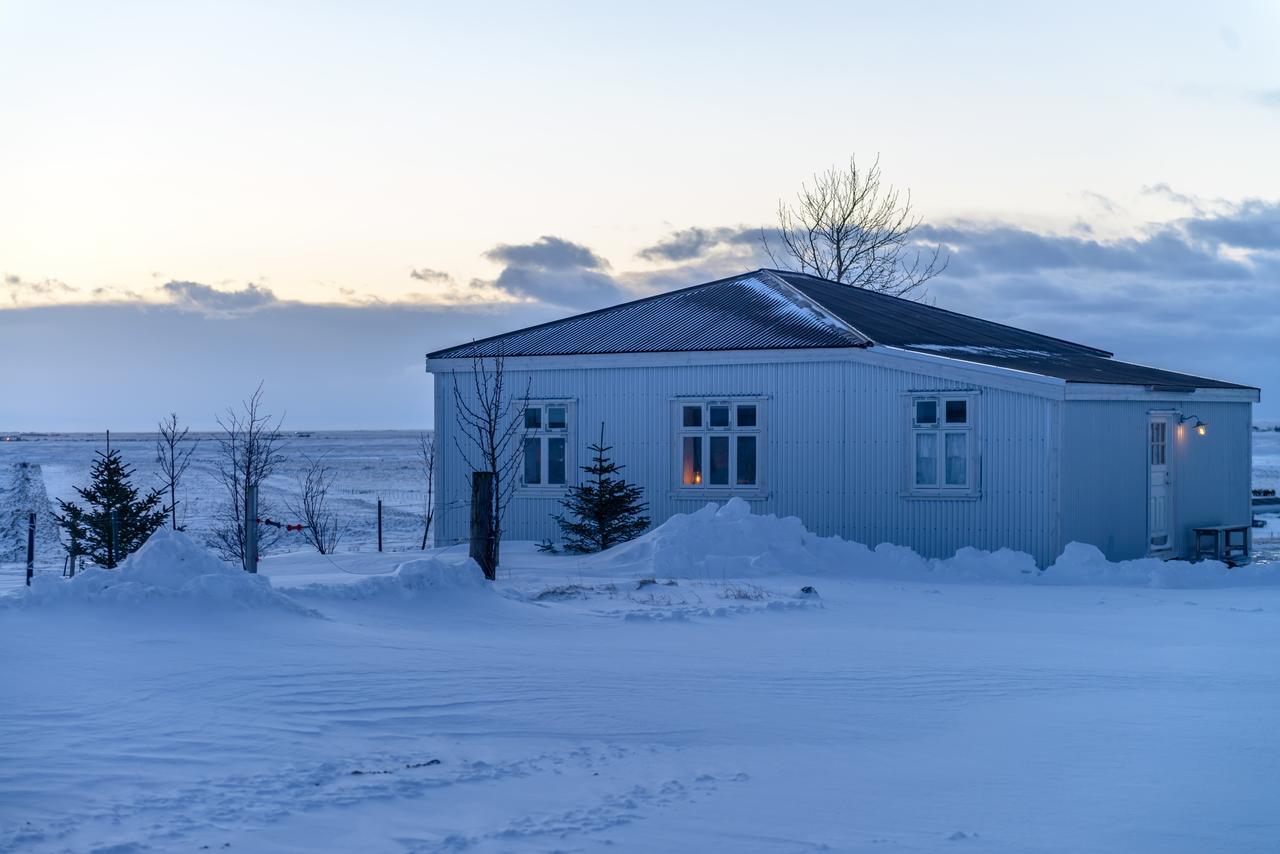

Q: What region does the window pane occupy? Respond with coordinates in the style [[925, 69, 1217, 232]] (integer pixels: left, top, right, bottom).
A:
[[683, 405, 702, 428], [945, 400, 967, 424], [945, 432, 967, 486], [709, 436, 729, 485], [915, 399, 937, 425], [736, 405, 757, 427], [523, 437, 541, 484], [547, 406, 566, 429], [524, 407, 541, 429], [682, 436, 702, 485], [547, 437, 566, 484], [736, 436, 757, 485], [915, 433, 938, 486], [709, 406, 730, 428]]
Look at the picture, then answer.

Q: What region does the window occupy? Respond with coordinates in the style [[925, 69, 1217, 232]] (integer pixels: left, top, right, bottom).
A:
[[908, 393, 976, 495], [522, 402, 571, 488], [676, 399, 764, 492]]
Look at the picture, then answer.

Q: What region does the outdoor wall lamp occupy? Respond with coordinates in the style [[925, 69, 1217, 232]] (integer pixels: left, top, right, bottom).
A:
[[1180, 415, 1208, 436]]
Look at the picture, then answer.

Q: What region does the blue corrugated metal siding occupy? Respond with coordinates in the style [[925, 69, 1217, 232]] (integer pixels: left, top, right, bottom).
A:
[[435, 352, 1063, 565], [1060, 399, 1254, 560]]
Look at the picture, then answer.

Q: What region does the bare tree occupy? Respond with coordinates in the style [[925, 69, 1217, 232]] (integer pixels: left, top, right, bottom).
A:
[[417, 432, 436, 550], [155, 412, 198, 530], [450, 354, 529, 578], [288, 454, 344, 555], [209, 383, 287, 567], [763, 154, 948, 299]]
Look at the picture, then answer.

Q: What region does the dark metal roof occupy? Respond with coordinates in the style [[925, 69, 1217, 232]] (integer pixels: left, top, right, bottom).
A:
[[426, 272, 867, 359], [429, 268, 1256, 391]]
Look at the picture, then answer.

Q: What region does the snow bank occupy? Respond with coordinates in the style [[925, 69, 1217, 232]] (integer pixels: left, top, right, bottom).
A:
[[0, 462, 61, 562], [291, 557, 491, 601], [586, 498, 1278, 588], [3, 529, 316, 614]]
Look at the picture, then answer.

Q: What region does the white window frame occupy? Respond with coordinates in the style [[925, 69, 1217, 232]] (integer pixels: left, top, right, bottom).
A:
[[671, 397, 767, 497], [519, 400, 574, 493], [904, 391, 980, 498]]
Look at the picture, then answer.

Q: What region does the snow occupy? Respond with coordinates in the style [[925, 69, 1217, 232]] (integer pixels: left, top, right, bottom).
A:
[[4, 499, 1280, 852], [4, 528, 316, 615]]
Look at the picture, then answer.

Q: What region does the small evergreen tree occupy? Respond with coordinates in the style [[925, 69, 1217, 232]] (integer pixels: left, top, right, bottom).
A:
[[56, 443, 166, 568], [553, 424, 650, 554]]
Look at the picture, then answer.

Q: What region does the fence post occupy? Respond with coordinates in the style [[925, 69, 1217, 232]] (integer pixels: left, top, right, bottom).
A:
[[469, 471, 496, 580], [377, 498, 383, 553], [244, 484, 258, 573], [26, 512, 35, 587], [109, 509, 118, 568]]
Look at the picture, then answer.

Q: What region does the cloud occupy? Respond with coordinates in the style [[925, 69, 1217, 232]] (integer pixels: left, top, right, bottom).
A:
[[409, 267, 451, 283], [475, 235, 630, 310], [161, 280, 278, 316], [635, 226, 766, 263], [1, 273, 79, 305], [484, 235, 608, 271]]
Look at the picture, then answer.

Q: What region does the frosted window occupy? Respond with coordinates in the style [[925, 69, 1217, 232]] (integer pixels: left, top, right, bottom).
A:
[[709, 436, 729, 485], [547, 438, 566, 484], [944, 432, 968, 485], [737, 436, 757, 485], [682, 437, 702, 485], [915, 433, 938, 486], [523, 437, 541, 485]]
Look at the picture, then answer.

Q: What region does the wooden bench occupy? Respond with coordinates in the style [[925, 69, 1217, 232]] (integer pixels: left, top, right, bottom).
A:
[[1192, 525, 1251, 562]]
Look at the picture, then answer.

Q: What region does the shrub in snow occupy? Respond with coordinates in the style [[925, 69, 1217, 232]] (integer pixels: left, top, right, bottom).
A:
[[56, 446, 166, 568], [4, 528, 315, 614], [552, 425, 650, 553]]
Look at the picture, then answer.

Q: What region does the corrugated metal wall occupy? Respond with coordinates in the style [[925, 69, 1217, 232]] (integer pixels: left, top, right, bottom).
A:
[[434, 354, 1065, 565], [1060, 399, 1253, 561]]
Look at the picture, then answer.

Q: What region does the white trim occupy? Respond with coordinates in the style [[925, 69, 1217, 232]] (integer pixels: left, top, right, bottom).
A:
[[670, 396, 767, 498], [902, 391, 981, 498], [430, 345, 1069, 400], [516, 399, 575, 496], [1065, 384, 1259, 403]]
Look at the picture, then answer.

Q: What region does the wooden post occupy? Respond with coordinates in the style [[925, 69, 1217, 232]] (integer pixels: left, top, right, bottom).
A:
[[244, 483, 258, 573], [26, 512, 35, 587], [469, 471, 496, 580], [377, 498, 383, 552]]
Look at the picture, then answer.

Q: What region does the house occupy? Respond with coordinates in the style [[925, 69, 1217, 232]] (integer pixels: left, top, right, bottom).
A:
[[426, 269, 1259, 566]]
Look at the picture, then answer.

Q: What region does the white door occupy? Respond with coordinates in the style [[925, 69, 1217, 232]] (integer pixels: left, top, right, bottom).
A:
[[1148, 415, 1172, 553]]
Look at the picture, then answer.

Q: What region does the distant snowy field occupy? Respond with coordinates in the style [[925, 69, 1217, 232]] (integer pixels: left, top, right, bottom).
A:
[[2, 433, 1280, 852]]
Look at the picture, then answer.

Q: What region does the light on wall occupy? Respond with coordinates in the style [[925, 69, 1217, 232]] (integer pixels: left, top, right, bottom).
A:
[[1180, 415, 1208, 436]]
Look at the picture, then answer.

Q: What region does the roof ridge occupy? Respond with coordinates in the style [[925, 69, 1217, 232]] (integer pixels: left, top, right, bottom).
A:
[[754, 269, 873, 346], [765, 268, 1114, 359]]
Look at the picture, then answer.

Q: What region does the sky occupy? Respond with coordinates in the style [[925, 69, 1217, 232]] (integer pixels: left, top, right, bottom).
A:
[[2, 0, 1279, 429]]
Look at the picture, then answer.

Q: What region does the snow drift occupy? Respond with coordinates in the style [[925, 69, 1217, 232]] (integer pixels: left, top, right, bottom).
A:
[[0, 462, 61, 563], [588, 498, 1278, 588], [291, 556, 491, 601], [3, 528, 316, 614]]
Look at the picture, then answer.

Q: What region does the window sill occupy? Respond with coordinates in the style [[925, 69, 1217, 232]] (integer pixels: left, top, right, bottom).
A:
[[670, 488, 769, 500], [516, 486, 570, 498], [900, 491, 983, 501]]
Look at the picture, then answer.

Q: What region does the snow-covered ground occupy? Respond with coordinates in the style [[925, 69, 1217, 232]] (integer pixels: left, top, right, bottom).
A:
[[4, 500, 1280, 853]]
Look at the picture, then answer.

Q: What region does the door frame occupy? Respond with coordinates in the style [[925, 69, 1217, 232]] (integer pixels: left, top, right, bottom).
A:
[[1147, 410, 1176, 556]]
